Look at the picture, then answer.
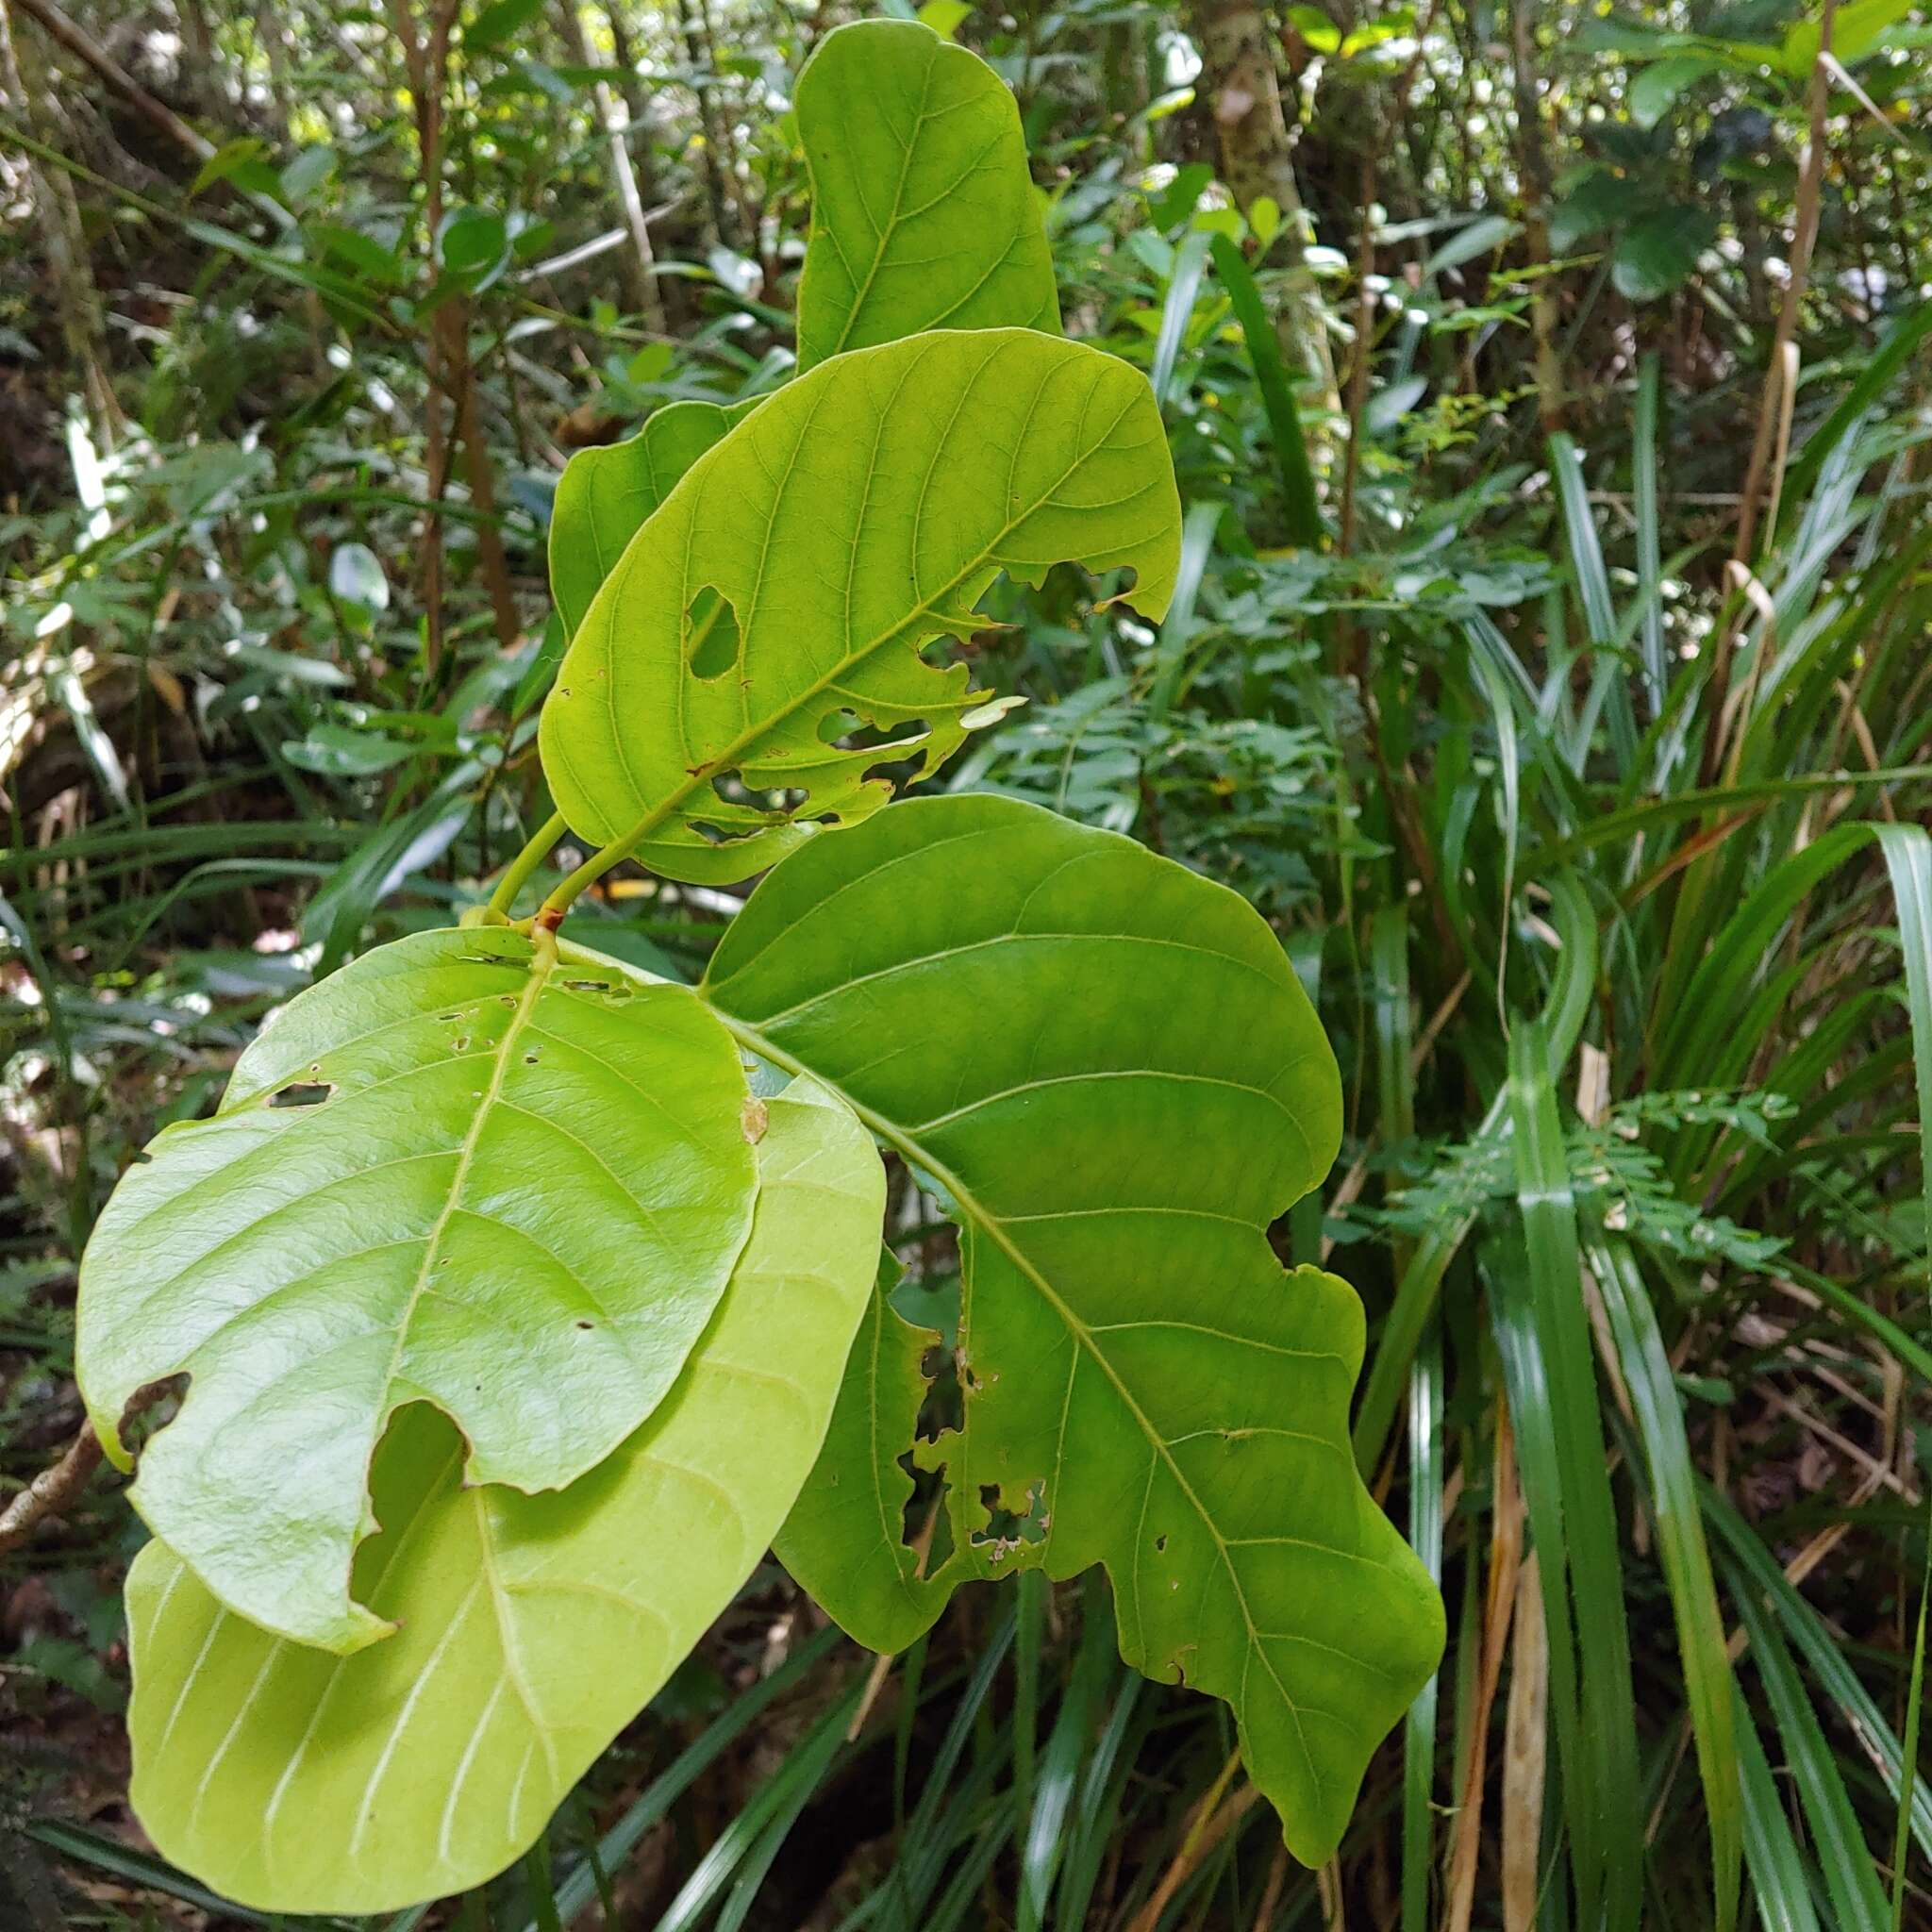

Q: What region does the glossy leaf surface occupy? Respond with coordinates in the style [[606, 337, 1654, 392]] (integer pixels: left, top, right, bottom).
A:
[[793, 19, 1059, 370], [79, 925, 758, 1653], [539, 330, 1179, 884], [707, 794, 1444, 1863], [125, 1077, 885, 1913]]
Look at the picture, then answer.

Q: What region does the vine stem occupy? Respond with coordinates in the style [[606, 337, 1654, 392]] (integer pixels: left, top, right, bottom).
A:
[[484, 808, 567, 921]]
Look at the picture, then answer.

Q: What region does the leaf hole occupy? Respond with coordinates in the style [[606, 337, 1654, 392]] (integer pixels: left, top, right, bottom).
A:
[[683, 584, 742, 681], [575, 1320, 594, 1330], [267, 1081, 334, 1109], [524, 1052, 540, 1065], [710, 772, 807, 817], [1154, 1533, 1168, 1554]]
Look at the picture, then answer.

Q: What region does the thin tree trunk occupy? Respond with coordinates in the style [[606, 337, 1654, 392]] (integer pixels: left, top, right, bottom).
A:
[[1187, 0, 1338, 413], [1700, 0, 1838, 786], [1, 0, 122, 447], [254, 2, 296, 142], [555, 0, 667, 332], [1507, 0, 1564, 435], [176, 0, 227, 112], [682, 0, 745, 253], [388, 0, 520, 668]]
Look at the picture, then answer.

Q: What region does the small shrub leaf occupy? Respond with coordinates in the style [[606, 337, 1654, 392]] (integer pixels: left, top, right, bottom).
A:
[[704, 794, 1446, 1863], [123, 1077, 885, 1913], [539, 330, 1179, 884], [78, 925, 759, 1653], [793, 19, 1059, 370]]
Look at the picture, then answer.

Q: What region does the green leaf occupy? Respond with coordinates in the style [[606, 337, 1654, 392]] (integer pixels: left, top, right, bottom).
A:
[[1629, 55, 1718, 128], [1611, 205, 1717, 302], [1208, 235, 1323, 546], [1287, 5, 1341, 54], [304, 221, 408, 289], [1549, 169, 1627, 255], [792, 20, 1059, 370], [1728, 1567, 1890, 1932], [463, 0, 546, 50], [77, 925, 759, 1654], [708, 794, 1444, 1865], [774, 1261, 942, 1640], [328, 539, 390, 627], [916, 0, 973, 38], [1782, 0, 1915, 72], [280, 721, 414, 777], [1497, 1018, 1642, 1930], [548, 399, 758, 641], [1419, 213, 1519, 281], [438, 207, 511, 289], [189, 137, 268, 200], [538, 330, 1180, 885], [1590, 1237, 1740, 1932], [277, 145, 337, 208], [124, 1077, 886, 1915]]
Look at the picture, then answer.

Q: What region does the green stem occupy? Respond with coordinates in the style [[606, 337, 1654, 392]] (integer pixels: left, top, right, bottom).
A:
[[486, 809, 567, 920], [535, 834, 638, 929]]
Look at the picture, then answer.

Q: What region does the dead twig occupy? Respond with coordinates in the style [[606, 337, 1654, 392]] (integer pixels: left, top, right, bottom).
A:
[[0, 1386, 162, 1557]]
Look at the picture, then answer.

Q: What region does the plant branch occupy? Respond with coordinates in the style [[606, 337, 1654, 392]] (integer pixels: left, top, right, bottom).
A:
[[486, 808, 568, 920], [0, 1387, 162, 1557]]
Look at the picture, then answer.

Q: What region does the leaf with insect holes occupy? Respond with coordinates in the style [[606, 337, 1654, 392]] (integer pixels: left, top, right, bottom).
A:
[[707, 795, 1444, 1866], [537, 328, 1179, 885], [76, 925, 758, 1654], [549, 398, 758, 641], [124, 1076, 885, 1914], [793, 18, 1059, 370], [544, 18, 1057, 642]]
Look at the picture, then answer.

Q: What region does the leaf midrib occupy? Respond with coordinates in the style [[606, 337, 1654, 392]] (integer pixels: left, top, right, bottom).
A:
[[824, 38, 939, 361], [377, 935, 557, 1444], [710, 1010, 1328, 1808]]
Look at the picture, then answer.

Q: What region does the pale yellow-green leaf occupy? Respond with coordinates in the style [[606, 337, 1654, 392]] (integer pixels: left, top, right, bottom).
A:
[[124, 1077, 885, 1914], [793, 19, 1058, 370], [78, 926, 757, 1653], [538, 328, 1179, 885]]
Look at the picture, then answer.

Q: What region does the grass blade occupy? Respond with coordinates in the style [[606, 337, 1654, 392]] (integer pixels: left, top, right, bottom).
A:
[[1633, 354, 1668, 720], [1734, 1682, 1825, 1932], [1502, 1016, 1643, 1930], [1402, 1322, 1444, 1932], [1590, 1235, 1740, 1932], [1726, 1563, 1890, 1932], [1150, 228, 1210, 408], [519, 1624, 842, 1931], [1208, 233, 1323, 546]]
